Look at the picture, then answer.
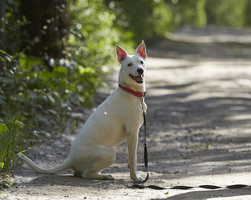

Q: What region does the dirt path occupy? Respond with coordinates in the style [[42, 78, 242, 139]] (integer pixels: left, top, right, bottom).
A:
[[3, 28, 251, 200]]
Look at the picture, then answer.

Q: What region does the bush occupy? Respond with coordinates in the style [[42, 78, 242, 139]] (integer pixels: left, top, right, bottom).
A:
[[0, 45, 103, 172], [0, 0, 120, 173]]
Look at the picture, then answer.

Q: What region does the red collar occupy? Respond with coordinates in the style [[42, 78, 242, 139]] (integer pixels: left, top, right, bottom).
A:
[[119, 84, 146, 98]]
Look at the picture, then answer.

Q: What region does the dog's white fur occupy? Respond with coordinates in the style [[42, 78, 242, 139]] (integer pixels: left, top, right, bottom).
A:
[[18, 41, 147, 181]]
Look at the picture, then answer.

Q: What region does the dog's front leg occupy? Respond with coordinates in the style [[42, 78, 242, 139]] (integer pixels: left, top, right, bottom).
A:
[[127, 131, 141, 181]]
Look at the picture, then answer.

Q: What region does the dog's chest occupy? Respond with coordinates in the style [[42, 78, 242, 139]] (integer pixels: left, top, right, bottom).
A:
[[119, 96, 146, 127], [98, 89, 146, 131]]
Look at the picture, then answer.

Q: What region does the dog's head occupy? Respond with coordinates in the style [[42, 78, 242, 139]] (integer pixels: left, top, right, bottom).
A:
[[116, 41, 147, 90]]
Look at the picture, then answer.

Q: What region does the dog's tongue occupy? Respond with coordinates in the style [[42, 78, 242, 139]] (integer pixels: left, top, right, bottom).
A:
[[135, 75, 143, 82]]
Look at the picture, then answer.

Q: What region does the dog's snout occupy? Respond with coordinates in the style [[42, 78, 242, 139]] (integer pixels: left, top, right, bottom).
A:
[[137, 68, 144, 75]]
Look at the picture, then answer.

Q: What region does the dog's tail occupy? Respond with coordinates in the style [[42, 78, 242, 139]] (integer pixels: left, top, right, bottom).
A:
[[17, 153, 72, 174]]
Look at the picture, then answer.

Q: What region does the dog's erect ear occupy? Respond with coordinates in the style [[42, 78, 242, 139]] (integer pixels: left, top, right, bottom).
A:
[[136, 40, 147, 59], [116, 44, 127, 63]]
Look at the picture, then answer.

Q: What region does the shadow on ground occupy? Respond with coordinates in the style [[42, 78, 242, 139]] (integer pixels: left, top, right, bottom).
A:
[[152, 187, 251, 200]]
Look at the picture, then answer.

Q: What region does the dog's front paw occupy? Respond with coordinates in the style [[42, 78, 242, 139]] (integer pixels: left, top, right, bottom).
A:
[[130, 173, 142, 181]]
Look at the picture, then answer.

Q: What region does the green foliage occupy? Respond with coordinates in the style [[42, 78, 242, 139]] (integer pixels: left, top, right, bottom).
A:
[[0, 173, 17, 193], [1, 0, 25, 53], [244, 1, 251, 27], [68, 0, 119, 73], [112, 0, 156, 43], [206, 0, 247, 27], [0, 51, 100, 130], [111, 0, 174, 45], [0, 47, 103, 172], [111, 0, 251, 41], [110, 0, 209, 43], [0, 118, 23, 172], [0, 0, 121, 173], [168, 0, 207, 27], [152, 0, 174, 36], [166, 0, 250, 29]]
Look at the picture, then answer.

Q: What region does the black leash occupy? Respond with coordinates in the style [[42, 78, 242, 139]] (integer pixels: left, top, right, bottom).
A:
[[127, 99, 251, 191], [128, 183, 250, 190]]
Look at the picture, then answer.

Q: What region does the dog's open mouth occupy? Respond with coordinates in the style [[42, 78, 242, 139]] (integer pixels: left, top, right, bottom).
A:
[[129, 74, 144, 83]]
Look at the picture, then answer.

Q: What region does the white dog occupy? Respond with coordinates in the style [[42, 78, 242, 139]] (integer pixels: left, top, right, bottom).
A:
[[18, 41, 147, 181]]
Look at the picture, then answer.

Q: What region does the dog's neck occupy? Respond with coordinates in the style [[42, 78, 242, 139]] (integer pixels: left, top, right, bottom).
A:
[[119, 84, 146, 98]]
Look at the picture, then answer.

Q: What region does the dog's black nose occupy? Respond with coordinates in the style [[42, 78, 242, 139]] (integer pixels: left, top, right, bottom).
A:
[[137, 68, 144, 75]]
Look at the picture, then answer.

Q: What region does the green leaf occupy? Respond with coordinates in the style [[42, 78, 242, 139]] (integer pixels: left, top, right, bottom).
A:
[[16, 150, 26, 155], [19, 55, 43, 70], [78, 66, 95, 75], [0, 56, 5, 62], [0, 191, 6, 195], [0, 49, 7, 55], [53, 66, 68, 76], [0, 123, 8, 136], [14, 120, 25, 129], [12, 182, 17, 186]]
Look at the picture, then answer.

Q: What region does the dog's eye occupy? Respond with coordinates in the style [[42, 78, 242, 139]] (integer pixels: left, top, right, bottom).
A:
[[127, 63, 133, 67], [140, 60, 144, 64]]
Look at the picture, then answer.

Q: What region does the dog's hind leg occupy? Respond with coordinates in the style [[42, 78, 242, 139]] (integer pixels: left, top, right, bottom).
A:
[[75, 145, 116, 180]]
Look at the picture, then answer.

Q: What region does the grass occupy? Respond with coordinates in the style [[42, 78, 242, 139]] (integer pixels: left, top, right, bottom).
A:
[[0, 114, 25, 173]]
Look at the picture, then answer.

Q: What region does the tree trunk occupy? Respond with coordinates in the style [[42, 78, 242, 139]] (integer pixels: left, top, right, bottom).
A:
[[0, 0, 5, 49]]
